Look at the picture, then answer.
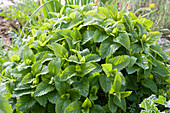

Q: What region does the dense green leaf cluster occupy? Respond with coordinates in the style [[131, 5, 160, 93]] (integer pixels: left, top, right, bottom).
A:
[[0, 4, 169, 113], [139, 94, 170, 113]]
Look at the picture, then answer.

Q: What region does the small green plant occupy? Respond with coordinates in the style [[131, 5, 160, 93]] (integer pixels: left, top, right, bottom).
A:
[[140, 94, 170, 113], [0, 4, 169, 113]]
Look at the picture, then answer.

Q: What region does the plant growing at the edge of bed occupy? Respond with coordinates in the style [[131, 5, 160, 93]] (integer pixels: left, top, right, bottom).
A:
[[0, 3, 170, 113], [139, 94, 170, 113]]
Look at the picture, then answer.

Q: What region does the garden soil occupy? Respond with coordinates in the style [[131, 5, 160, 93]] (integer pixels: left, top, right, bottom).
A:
[[0, 16, 12, 47]]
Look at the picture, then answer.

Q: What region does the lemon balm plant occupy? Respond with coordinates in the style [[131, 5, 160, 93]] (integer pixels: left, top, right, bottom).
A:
[[0, 4, 169, 113]]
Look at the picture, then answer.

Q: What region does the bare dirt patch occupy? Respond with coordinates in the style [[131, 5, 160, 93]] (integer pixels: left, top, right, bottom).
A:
[[0, 16, 12, 47]]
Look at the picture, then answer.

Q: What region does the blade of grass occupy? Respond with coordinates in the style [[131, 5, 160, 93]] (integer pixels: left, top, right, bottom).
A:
[[141, 9, 156, 18], [84, 0, 87, 5], [81, 0, 83, 5], [134, 7, 150, 14], [40, 0, 49, 18], [88, 0, 91, 4]]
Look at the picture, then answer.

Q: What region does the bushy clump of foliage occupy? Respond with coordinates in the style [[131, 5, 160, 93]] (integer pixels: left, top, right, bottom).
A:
[[139, 94, 170, 113], [0, 4, 169, 113]]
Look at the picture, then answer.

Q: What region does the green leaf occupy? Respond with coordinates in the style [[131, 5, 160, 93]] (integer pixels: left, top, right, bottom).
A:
[[142, 78, 157, 93], [21, 73, 34, 84], [143, 19, 153, 27], [105, 22, 118, 35], [34, 95, 47, 107], [79, 16, 103, 28], [12, 89, 34, 97], [129, 11, 137, 20], [150, 45, 168, 62], [67, 89, 81, 101], [123, 14, 133, 32], [4, 80, 14, 95], [109, 72, 122, 94], [36, 51, 54, 63], [90, 105, 106, 113], [99, 38, 120, 59], [48, 57, 61, 75], [78, 63, 96, 77], [31, 60, 42, 75], [63, 35, 73, 50], [48, 91, 60, 104], [14, 84, 31, 90], [82, 98, 92, 109], [140, 97, 158, 111], [60, 65, 77, 81], [119, 91, 132, 98], [136, 22, 147, 38], [85, 54, 101, 63], [131, 44, 143, 54], [68, 55, 79, 63], [68, 18, 84, 29], [113, 96, 126, 112], [0, 94, 12, 113], [16, 95, 36, 112], [10, 54, 20, 62], [61, 94, 70, 100], [108, 95, 117, 113], [128, 56, 137, 67], [89, 86, 98, 101], [99, 74, 112, 93], [54, 76, 70, 95], [131, 30, 138, 41], [16, 62, 31, 71], [146, 32, 162, 45], [135, 54, 149, 70], [73, 77, 89, 97], [107, 55, 130, 71], [51, 43, 68, 58], [93, 29, 109, 42], [40, 65, 49, 75], [82, 30, 95, 45], [23, 46, 36, 65], [101, 64, 112, 77], [81, 108, 89, 113], [152, 61, 169, 77], [113, 32, 130, 50], [34, 82, 55, 97], [64, 101, 82, 113], [97, 7, 111, 18], [41, 75, 50, 83], [117, 23, 126, 32], [153, 95, 166, 104], [71, 28, 82, 44], [55, 98, 71, 113], [103, 18, 115, 28], [59, 29, 71, 39], [144, 63, 152, 77], [126, 65, 140, 74]]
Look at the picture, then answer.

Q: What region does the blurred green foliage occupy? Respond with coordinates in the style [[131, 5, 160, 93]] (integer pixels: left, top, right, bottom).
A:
[[114, 0, 169, 31]]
